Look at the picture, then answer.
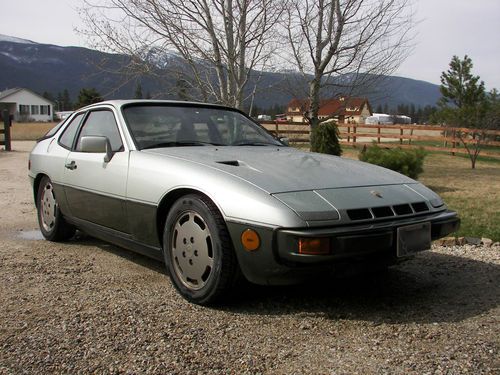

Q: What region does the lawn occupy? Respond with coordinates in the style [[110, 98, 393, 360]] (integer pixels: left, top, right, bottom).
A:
[[343, 146, 500, 241], [10, 122, 57, 140]]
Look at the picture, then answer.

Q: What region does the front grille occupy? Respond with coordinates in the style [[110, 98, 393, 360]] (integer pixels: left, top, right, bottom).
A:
[[347, 208, 372, 221], [347, 201, 430, 221], [372, 206, 395, 218], [393, 204, 413, 215], [412, 202, 429, 213]]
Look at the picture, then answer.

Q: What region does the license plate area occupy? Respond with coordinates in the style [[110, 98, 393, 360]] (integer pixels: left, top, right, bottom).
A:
[[397, 222, 431, 257]]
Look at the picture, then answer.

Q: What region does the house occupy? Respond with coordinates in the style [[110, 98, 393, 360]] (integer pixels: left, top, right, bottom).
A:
[[0, 88, 54, 122], [286, 97, 372, 124]]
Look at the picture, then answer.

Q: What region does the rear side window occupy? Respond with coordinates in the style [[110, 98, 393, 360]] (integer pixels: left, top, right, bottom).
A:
[[59, 113, 85, 149], [76, 110, 123, 152]]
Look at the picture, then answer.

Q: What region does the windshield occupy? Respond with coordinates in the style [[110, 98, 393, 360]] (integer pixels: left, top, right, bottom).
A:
[[122, 104, 283, 149]]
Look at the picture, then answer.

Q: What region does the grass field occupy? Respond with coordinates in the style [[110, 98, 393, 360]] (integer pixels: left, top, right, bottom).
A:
[[343, 146, 500, 241], [9, 122, 57, 140]]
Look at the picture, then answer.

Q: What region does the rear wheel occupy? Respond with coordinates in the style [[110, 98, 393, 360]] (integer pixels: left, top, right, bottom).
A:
[[37, 176, 75, 241], [163, 194, 239, 305]]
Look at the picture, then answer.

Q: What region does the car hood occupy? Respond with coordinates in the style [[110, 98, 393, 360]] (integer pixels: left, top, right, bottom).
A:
[[145, 146, 415, 194]]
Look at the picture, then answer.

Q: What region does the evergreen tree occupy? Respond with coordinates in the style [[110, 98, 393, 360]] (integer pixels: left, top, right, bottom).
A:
[[134, 83, 143, 99], [434, 55, 489, 168], [436, 55, 486, 128], [76, 88, 103, 108], [175, 79, 189, 101], [62, 89, 73, 111]]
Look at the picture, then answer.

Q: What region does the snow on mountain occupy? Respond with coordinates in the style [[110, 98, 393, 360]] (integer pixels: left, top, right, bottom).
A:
[[0, 34, 36, 45]]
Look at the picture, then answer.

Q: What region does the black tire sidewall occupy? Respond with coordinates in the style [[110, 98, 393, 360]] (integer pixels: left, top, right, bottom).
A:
[[36, 176, 73, 241], [163, 194, 229, 304]]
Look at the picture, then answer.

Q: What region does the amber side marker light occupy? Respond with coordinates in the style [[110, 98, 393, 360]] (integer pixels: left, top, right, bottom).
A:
[[298, 238, 330, 255], [241, 229, 260, 251]]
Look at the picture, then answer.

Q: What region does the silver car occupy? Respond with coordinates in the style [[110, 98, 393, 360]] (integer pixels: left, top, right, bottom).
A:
[[29, 100, 460, 304]]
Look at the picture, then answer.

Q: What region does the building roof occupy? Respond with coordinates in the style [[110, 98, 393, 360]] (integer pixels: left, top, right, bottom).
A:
[[0, 87, 54, 104], [0, 88, 23, 101], [287, 97, 372, 117]]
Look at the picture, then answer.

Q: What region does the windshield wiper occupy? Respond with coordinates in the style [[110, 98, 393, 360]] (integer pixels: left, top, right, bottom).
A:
[[142, 141, 223, 149]]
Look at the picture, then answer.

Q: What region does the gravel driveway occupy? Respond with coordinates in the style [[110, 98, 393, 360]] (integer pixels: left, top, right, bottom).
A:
[[1, 142, 499, 374]]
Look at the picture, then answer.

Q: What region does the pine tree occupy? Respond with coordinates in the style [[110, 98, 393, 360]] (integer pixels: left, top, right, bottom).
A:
[[76, 88, 103, 108], [437, 55, 486, 128], [134, 84, 143, 99]]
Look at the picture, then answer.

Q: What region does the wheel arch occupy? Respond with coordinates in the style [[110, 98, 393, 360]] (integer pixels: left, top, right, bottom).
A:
[[33, 173, 48, 207], [156, 188, 224, 248]]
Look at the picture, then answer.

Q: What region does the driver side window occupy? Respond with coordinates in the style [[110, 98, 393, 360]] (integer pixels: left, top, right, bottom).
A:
[[76, 110, 124, 152]]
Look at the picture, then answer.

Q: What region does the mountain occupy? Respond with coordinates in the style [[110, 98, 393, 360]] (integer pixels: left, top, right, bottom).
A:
[[0, 34, 441, 110]]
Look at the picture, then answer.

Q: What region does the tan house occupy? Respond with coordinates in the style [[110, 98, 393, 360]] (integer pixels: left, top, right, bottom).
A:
[[286, 97, 372, 124]]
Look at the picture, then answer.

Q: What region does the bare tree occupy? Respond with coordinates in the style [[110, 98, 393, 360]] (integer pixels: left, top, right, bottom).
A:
[[79, 0, 286, 109], [284, 0, 414, 151]]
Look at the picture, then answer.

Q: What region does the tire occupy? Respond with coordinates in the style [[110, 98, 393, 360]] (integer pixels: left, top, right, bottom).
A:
[[163, 194, 239, 305], [36, 176, 75, 241]]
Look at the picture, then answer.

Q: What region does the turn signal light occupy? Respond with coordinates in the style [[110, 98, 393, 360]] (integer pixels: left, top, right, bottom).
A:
[[298, 238, 330, 255], [241, 229, 260, 251]]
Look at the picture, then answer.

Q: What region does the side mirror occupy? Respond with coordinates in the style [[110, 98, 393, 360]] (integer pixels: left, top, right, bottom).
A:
[[80, 136, 114, 162], [279, 137, 290, 146]]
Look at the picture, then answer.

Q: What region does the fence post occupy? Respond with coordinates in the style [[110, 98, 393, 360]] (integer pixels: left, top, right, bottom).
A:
[[274, 121, 279, 137], [347, 126, 350, 143], [377, 126, 381, 144], [353, 125, 357, 145], [2, 109, 11, 151], [451, 129, 456, 156], [400, 127, 403, 145], [409, 128, 413, 145]]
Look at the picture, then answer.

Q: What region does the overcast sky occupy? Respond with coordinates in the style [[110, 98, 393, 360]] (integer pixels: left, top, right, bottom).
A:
[[1, 0, 499, 90]]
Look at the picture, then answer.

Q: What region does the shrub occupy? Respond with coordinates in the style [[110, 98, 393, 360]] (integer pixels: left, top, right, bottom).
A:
[[358, 144, 427, 179], [311, 121, 342, 156]]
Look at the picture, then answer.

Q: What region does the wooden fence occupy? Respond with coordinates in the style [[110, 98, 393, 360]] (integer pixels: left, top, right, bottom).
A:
[[261, 121, 500, 159], [1, 109, 12, 151]]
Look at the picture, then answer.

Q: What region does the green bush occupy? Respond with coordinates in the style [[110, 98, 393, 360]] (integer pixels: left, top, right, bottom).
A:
[[311, 122, 342, 156], [358, 144, 427, 179]]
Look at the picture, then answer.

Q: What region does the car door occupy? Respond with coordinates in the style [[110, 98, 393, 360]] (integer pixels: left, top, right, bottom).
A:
[[62, 108, 130, 233]]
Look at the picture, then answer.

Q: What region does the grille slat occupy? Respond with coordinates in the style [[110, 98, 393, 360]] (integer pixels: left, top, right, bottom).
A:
[[393, 204, 413, 215], [411, 202, 429, 213], [346, 201, 429, 221], [372, 206, 395, 218]]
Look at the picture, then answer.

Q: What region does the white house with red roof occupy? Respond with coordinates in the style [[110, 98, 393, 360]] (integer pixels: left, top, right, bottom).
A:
[[286, 97, 372, 124]]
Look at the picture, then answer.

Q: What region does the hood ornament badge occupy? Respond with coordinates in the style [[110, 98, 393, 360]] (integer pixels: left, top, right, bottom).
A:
[[370, 190, 383, 198]]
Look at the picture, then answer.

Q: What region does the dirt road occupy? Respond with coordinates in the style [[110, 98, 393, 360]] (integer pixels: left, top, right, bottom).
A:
[[1, 142, 498, 374]]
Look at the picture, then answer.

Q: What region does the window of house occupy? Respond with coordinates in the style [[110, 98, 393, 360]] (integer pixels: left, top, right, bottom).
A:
[[31, 105, 40, 115], [40, 105, 49, 115], [19, 105, 30, 115]]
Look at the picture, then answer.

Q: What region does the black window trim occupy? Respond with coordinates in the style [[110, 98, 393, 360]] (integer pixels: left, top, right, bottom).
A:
[[58, 107, 125, 152]]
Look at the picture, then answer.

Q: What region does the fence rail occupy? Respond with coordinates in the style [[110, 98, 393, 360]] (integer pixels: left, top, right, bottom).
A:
[[260, 121, 500, 159]]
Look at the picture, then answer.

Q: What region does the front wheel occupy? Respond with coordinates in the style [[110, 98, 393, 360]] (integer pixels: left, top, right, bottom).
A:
[[163, 194, 239, 305], [36, 176, 75, 241]]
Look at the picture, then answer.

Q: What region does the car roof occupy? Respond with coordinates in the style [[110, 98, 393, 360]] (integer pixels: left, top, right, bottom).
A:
[[78, 99, 236, 112]]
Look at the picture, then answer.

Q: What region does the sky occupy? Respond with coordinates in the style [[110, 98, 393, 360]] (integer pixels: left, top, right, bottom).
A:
[[1, 0, 499, 90]]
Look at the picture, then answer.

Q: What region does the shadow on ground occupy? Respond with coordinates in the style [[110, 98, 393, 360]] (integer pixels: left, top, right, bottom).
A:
[[65, 232, 499, 325]]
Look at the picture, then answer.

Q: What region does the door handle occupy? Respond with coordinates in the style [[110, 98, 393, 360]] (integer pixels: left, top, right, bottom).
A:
[[65, 161, 77, 170]]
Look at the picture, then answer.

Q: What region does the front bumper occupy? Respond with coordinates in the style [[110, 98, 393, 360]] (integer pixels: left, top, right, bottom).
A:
[[227, 210, 460, 285]]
